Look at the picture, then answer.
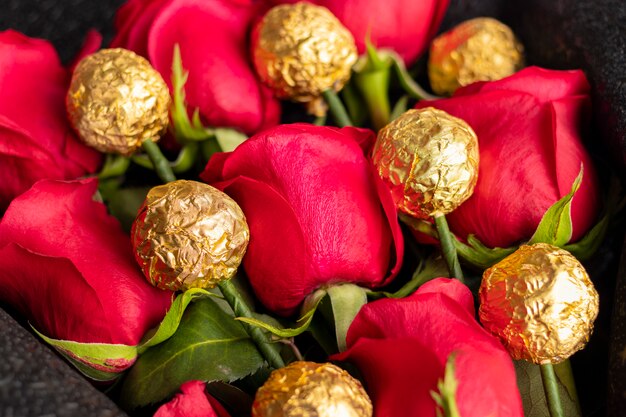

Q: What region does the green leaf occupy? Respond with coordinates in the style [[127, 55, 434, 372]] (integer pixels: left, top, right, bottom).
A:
[[327, 284, 368, 352], [529, 167, 583, 246], [32, 326, 137, 382], [514, 360, 581, 417], [121, 297, 265, 408], [431, 353, 461, 417], [106, 186, 150, 232]]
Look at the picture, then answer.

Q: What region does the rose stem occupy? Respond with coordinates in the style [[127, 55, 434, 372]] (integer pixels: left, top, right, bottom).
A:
[[142, 140, 176, 183], [433, 213, 465, 283], [218, 280, 286, 369], [322, 89, 353, 127], [540, 363, 565, 417]]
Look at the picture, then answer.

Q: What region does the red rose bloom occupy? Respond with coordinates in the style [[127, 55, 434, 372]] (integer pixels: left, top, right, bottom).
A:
[[0, 179, 172, 350], [415, 67, 600, 248], [333, 278, 523, 417], [271, 0, 449, 65], [201, 124, 403, 316], [111, 0, 280, 135], [0, 30, 101, 211], [154, 381, 231, 417]]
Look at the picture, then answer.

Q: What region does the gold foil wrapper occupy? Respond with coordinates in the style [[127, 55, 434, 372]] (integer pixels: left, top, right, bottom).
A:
[[252, 361, 372, 417], [132, 180, 249, 291], [252, 3, 358, 103], [372, 108, 479, 218], [67, 48, 170, 156], [428, 17, 524, 96], [479, 243, 599, 364]]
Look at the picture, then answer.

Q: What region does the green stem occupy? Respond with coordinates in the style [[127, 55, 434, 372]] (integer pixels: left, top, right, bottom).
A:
[[141, 140, 176, 183], [554, 359, 581, 414], [541, 363, 565, 417], [434, 214, 464, 282], [322, 89, 353, 127], [218, 280, 285, 369]]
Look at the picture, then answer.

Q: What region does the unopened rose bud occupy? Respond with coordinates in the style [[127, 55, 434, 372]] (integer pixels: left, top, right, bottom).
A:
[[132, 180, 249, 291], [66, 48, 170, 156], [251, 3, 357, 105], [428, 17, 524, 96], [479, 243, 599, 364], [252, 361, 372, 417], [372, 108, 479, 219]]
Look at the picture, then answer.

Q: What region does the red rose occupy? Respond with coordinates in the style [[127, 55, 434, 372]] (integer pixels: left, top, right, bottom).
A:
[[0, 30, 101, 211], [0, 179, 172, 349], [333, 278, 523, 417], [154, 381, 231, 417], [111, 0, 280, 135], [270, 0, 449, 65], [201, 124, 403, 316], [415, 67, 600, 248]]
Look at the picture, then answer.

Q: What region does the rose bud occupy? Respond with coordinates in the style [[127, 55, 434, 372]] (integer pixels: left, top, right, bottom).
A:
[[201, 124, 403, 316], [428, 17, 524, 96], [479, 243, 599, 364], [0, 30, 101, 210], [252, 361, 372, 417], [111, 0, 280, 135], [155, 381, 231, 417], [270, 0, 449, 66], [332, 278, 523, 417], [251, 3, 358, 106], [415, 67, 600, 248], [0, 179, 172, 366], [66, 48, 170, 156], [372, 107, 479, 219], [132, 180, 249, 291]]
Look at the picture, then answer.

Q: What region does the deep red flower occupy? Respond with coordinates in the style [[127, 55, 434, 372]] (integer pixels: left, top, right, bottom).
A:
[[270, 0, 449, 65], [201, 124, 403, 316], [415, 66, 600, 248], [0, 30, 101, 211], [333, 278, 523, 417], [111, 0, 280, 135], [154, 381, 231, 417]]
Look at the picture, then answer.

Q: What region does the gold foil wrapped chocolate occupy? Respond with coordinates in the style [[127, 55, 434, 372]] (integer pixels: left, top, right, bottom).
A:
[[132, 180, 249, 291], [479, 243, 599, 364], [372, 108, 479, 219], [428, 17, 524, 96], [252, 3, 358, 104], [252, 361, 372, 417], [67, 48, 170, 156]]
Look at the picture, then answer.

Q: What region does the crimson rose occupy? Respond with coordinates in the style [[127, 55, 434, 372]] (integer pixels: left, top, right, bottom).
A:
[[416, 67, 600, 248], [201, 124, 403, 316], [0, 179, 172, 360], [111, 0, 280, 135], [0, 30, 101, 211], [333, 278, 523, 417], [154, 381, 231, 417]]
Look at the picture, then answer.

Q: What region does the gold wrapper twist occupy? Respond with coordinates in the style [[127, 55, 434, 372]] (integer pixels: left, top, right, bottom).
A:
[[428, 17, 524, 96], [252, 3, 357, 104], [252, 361, 372, 417], [479, 243, 599, 364], [66, 48, 170, 156], [132, 180, 249, 291], [372, 108, 479, 219]]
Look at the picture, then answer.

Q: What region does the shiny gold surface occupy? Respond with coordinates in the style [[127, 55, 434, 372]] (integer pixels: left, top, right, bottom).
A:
[[252, 3, 357, 103], [372, 108, 479, 219], [66, 48, 170, 156], [428, 17, 524, 95], [132, 180, 249, 291], [479, 243, 599, 364], [252, 362, 372, 417]]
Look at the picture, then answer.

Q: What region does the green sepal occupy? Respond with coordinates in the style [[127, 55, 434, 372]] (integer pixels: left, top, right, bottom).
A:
[[327, 284, 368, 352], [353, 41, 392, 130], [341, 82, 368, 126], [131, 142, 199, 174], [98, 154, 130, 180], [214, 128, 247, 152], [431, 353, 461, 417], [385, 49, 439, 101], [390, 95, 410, 121], [454, 234, 517, 270]]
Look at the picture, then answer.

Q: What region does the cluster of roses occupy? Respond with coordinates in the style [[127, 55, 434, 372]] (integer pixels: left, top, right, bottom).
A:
[[0, 0, 602, 416]]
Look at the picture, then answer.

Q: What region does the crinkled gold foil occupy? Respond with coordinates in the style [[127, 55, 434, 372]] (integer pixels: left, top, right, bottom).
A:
[[372, 108, 479, 219], [428, 17, 524, 96], [252, 3, 357, 103], [66, 48, 170, 156], [479, 243, 599, 364], [132, 180, 249, 291], [252, 361, 372, 417]]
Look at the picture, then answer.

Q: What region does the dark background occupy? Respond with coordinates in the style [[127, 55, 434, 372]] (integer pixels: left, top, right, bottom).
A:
[[0, 0, 625, 416]]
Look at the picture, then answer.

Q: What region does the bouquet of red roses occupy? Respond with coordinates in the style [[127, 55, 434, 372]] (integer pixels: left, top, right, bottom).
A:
[[0, 1, 622, 416]]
